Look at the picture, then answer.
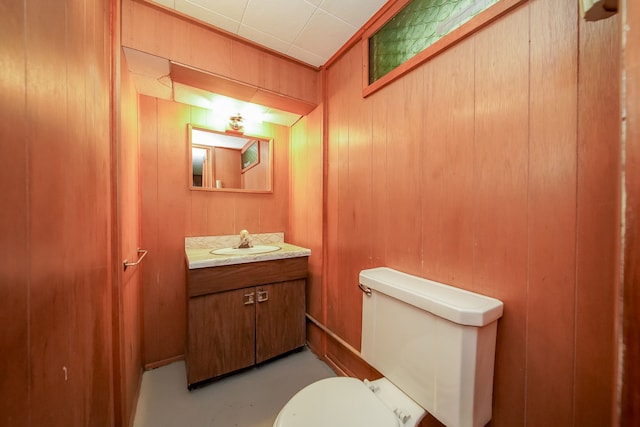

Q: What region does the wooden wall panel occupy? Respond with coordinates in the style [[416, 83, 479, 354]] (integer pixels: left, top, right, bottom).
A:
[[289, 105, 323, 326], [119, 49, 143, 427], [622, 1, 640, 424], [307, 107, 325, 318], [139, 97, 292, 365], [290, 119, 308, 245], [121, 0, 319, 106], [325, 47, 365, 373], [139, 95, 162, 367], [322, 1, 621, 425], [0, 0, 114, 425], [0, 0, 28, 424], [28, 0, 91, 423], [325, 43, 349, 359], [575, 13, 620, 427], [242, 140, 270, 190], [290, 104, 324, 353], [527, 0, 578, 424], [384, 71, 424, 276], [370, 92, 389, 267], [473, 7, 529, 424], [151, 100, 191, 363], [259, 124, 290, 232], [214, 147, 242, 188], [421, 38, 475, 288], [336, 47, 371, 350]]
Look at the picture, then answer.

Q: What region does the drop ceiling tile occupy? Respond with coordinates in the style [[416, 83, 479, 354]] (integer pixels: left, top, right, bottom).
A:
[[152, 0, 174, 9], [286, 45, 326, 68], [175, 0, 241, 34], [319, 0, 387, 28], [294, 9, 356, 59], [185, 0, 248, 22], [237, 24, 292, 55], [242, 0, 316, 43]]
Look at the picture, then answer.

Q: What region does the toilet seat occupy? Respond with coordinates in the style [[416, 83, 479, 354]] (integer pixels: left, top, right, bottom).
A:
[[274, 377, 405, 427]]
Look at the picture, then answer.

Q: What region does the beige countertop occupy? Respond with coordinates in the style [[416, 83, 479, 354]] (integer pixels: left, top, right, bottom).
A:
[[185, 233, 311, 269]]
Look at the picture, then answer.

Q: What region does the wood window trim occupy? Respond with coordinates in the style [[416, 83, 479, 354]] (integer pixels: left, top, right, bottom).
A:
[[362, 0, 528, 97]]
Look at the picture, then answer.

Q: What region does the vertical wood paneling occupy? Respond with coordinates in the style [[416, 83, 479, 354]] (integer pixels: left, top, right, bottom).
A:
[[0, 0, 115, 424], [324, 2, 622, 424], [152, 100, 191, 362], [473, 6, 529, 425], [0, 0, 28, 424], [189, 191, 209, 235], [235, 197, 261, 232], [290, 105, 324, 354], [290, 117, 308, 245], [370, 93, 388, 267], [421, 38, 475, 288], [575, 14, 620, 427], [334, 47, 371, 350], [307, 107, 325, 318], [325, 44, 349, 355], [384, 71, 424, 276], [324, 45, 378, 375], [119, 50, 143, 427], [139, 95, 161, 366], [622, 1, 640, 424], [28, 0, 81, 422], [205, 192, 236, 235], [527, 0, 578, 424], [259, 124, 290, 232]]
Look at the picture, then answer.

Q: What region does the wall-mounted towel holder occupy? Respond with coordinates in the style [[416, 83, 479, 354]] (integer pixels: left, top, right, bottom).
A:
[[123, 249, 148, 271]]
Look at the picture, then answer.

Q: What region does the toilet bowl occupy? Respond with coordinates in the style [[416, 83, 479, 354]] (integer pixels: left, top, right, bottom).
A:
[[275, 267, 504, 427], [274, 377, 425, 427]]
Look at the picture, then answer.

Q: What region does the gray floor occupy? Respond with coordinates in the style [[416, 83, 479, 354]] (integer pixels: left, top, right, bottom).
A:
[[133, 347, 336, 427]]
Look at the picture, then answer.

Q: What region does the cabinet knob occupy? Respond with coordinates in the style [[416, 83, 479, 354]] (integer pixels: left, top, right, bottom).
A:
[[243, 292, 255, 305], [257, 289, 269, 303]]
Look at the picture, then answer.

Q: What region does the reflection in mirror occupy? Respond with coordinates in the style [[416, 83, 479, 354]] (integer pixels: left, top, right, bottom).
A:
[[188, 124, 273, 193]]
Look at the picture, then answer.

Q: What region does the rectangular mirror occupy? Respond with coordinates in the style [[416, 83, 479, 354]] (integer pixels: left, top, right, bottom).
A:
[[188, 124, 273, 193]]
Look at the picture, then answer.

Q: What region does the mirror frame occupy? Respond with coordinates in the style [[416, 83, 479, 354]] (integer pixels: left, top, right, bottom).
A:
[[188, 124, 274, 193]]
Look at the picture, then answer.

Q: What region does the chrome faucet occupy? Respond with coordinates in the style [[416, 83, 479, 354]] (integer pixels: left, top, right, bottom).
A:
[[235, 229, 253, 249]]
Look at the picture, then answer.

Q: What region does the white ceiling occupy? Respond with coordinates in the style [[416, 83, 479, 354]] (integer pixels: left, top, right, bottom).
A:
[[150, 0, 388, 67]]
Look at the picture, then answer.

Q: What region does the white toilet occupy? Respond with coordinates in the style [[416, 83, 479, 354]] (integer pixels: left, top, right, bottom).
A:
[[274, 267, 504, 427]]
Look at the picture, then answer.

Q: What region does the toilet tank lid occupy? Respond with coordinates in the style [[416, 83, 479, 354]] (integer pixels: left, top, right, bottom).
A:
[[359, 267, 504, 327]]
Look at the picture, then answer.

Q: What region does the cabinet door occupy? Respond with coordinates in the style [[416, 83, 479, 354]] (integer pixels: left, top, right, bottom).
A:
[[187, 288, 256, 385], [255, 280, 306, 363]]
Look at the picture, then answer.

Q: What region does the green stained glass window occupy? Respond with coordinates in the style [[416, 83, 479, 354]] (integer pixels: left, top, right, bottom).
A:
[[369, 0, 499, 83]]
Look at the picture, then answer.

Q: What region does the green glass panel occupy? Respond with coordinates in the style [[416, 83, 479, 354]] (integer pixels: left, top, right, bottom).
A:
[[369, 0, 499, 83]]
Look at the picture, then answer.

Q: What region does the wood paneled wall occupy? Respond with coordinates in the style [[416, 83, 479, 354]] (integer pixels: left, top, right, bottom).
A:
[[139, 96, 291, 366], [622, 1, 640, 425], [116, 50, 144, 427], [121, 0, 320, 108], [323, 1, 620, 425], [290, 106, 325, 353], [0, 0, 114, 425]]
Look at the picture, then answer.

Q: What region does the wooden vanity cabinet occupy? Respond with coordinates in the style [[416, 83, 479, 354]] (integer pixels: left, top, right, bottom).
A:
[[255, 280, 306, 363], [186, 257, 308, 388]]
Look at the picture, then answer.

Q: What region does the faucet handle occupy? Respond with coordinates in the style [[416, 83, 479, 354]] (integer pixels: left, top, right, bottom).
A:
[[236, 229, 253, 249]]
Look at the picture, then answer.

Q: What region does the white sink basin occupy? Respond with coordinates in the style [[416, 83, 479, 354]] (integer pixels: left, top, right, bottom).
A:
[[210, 245, 281, 256]]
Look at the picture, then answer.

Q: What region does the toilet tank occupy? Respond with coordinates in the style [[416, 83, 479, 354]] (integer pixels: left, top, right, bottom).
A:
[[359, 268, 503, 427]]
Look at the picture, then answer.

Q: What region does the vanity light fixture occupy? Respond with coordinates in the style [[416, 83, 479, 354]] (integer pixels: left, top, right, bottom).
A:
[[228, 113, 244, 133]]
